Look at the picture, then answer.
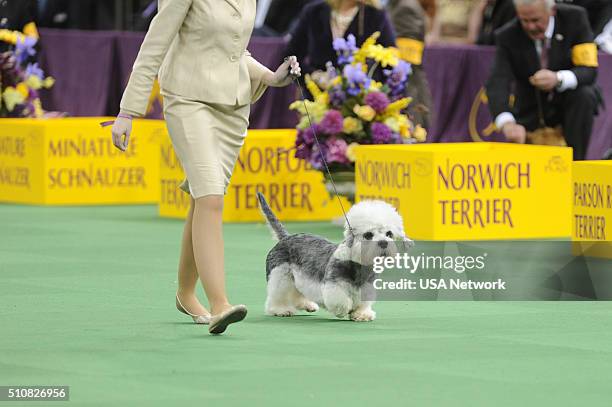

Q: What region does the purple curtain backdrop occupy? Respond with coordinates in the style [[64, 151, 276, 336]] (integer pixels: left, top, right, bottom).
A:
[[38, 29, 116, 116], [37, 30, 611, 159]]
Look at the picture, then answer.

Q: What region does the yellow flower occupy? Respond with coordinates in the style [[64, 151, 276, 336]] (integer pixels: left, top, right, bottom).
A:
[[354, 32, 381, 64], [33, 98, 44, 118], [15, 82, 30, 98], [2, 87, 26, 111], [26, 75, 43, 90], [305, 74, 322, 99], [384, 97, 412, 115], [42, 77, 55, 88], [413, 125, 427, 142], [396, 114, 412, 138], [384, 117, 400, 133], [368, 81, 383, 91], [353, 105, 376, 122], [330, 76, 342, 87], [290, 100, 328, 129], [346, 142, 361, 162], [400, 123, 410, 138], [0, 29, 20, 45], [367, 45, 399, 68], [343, 117, 363, 134]]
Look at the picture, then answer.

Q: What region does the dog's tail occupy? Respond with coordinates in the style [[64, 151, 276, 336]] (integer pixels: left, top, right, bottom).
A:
[[256, 192, 289, 241]]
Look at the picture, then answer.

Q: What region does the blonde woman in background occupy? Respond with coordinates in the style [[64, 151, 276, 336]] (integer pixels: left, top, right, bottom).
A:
[[109, 0, 301, 335], [284, 0, 396, 79], [427, 0, 480, 44]]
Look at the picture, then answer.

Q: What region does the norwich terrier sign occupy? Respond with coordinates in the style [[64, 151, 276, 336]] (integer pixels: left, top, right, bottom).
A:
[[354, 143, 573, 240]]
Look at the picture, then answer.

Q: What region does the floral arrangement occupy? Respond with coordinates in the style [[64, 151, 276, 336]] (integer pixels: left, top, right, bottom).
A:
[[0, 34, 54, 118], [290, 32, 426, 172]]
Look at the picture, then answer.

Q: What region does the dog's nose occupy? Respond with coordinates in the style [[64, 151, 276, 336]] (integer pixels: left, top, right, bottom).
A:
[[378, 241, 388, 249]]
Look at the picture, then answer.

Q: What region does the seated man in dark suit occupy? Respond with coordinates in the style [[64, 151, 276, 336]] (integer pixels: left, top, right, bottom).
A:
[[486, 0, 601, 160]]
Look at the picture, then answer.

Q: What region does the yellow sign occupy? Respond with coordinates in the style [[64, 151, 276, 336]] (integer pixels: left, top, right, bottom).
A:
[[159, 129, 352, 222], [571, 161, 611, 257], [354, 142, 573, 240], [0, 118, 163, 205]]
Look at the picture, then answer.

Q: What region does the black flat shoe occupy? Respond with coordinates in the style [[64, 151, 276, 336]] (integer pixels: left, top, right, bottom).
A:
[[208, 305, 248, 334]]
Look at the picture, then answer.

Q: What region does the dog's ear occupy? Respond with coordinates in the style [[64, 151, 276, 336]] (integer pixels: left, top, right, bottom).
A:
[[402, 236, 415, 248], [334, 234, 354, 261], [334, 243, 351, 261]]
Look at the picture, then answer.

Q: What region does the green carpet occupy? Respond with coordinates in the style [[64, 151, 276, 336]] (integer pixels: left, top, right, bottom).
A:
[[1, 204, 611, 406]]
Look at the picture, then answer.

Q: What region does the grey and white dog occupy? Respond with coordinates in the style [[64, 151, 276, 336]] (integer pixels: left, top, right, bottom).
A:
[[257, 192, 413, 321]]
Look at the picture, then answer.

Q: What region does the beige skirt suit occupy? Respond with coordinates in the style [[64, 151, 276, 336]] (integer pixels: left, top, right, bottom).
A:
[[120, 0, 272, 197]]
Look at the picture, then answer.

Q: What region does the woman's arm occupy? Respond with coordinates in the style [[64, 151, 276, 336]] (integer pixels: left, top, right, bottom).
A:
[[244, 50, 275, 103], [120, 0, 193, 117]]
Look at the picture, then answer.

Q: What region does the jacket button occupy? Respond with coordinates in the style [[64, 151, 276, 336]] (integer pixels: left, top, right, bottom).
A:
[[230, 55, 237, 62]]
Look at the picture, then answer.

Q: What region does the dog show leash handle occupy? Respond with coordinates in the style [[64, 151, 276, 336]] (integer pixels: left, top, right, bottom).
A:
[[293, 75, 355, 237]]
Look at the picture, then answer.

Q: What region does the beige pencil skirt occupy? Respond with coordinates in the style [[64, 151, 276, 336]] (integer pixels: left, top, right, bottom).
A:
[[162, 90, 250, 198]]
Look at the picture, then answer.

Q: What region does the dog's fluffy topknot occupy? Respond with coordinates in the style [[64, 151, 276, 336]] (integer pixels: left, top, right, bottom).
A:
[[344, 200, 405, 237]]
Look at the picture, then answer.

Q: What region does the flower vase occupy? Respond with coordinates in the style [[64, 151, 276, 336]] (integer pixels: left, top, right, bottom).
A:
[[324, 168, 355, 198]]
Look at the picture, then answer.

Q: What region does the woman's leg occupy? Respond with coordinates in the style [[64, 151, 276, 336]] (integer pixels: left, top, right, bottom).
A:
[[191, 194, 233, 316], [176, 196, 210, 316]]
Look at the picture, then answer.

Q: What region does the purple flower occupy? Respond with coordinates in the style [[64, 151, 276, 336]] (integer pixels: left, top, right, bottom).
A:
[[309, 144, 329, 170], [296, 124, 321, 150], [319, 110, 344, 135], [365, 91, 390, 113], [384, 60, 412, 100], [295, 142, 312, 159], [371, 122, 393, 144], [15, 36, 38, 65], [329, 87, 346, 108], [390, 132, 402, 144], [333, 34, 357, 66], [325, 137, 350, 164], [25, 63, 44, 79], [325, 61, 338, 79], [343, 63, 370, 95]]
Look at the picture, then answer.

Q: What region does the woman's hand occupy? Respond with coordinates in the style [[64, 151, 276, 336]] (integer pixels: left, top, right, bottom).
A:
[[111, 113, 133, 151], [263, 56, 301, 87]]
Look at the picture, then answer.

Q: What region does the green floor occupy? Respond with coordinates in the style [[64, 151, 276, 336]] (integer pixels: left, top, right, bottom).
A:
[[1, 204, 611, 406]]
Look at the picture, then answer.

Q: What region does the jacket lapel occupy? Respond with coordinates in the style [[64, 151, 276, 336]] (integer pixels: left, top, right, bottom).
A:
[[549, 15, 564, 70], [225, 0, 241, 15], [519, 29, 540, 74]]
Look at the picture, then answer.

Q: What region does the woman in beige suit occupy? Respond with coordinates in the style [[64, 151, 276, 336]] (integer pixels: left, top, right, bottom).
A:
[[110, 0, 301, 334]]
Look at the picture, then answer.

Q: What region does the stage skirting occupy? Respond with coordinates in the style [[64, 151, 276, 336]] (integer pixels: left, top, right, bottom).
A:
[[36, 29, 612, 160], [354, 142, 573, 240], [572, 160, 612, 256], [159, 128, 351, 222], [5, 118, 611, 244], [0, 118, 163, 205]]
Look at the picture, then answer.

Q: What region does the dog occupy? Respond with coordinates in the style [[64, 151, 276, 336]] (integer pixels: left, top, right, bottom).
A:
[[257, 192, 413, 322]]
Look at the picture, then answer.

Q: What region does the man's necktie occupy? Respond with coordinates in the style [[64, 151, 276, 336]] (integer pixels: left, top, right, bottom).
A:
[[540, 38, 550, 69]]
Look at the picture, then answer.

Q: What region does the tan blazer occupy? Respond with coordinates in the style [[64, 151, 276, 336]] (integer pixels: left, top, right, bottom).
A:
[[120, 0, 272, 117]]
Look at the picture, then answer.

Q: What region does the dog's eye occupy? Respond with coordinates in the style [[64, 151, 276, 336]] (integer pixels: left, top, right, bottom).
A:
[[363, 232, 374, 240], [386, 231, 394, 238]]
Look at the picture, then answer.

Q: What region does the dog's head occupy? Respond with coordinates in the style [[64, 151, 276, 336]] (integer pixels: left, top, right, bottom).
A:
[[333, 200, 413, 265]]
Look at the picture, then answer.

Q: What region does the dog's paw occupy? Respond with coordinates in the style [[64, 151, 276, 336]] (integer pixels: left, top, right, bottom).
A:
[[266, 307, 295, 317], [298, 301, 319, 313], [328, 305, 350, 319], [350, 309, 376, 322]]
